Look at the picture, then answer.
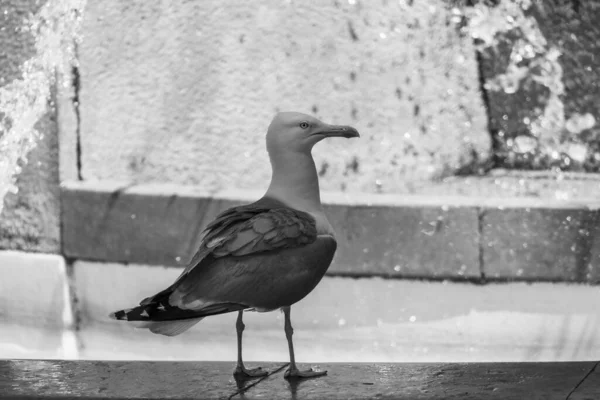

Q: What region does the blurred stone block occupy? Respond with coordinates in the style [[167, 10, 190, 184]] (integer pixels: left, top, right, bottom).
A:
[[481, 206, 600, 281], [0, 251, 67, 329], [326, 204, 480, 279], [0, 111, 61, 253], [0, 0, 60, 253], [61, 181, 247, 266], [62, 181, 481, 279]]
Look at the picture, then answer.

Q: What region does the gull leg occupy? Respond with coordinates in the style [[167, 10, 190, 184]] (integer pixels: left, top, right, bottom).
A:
[[233, 310, 268, 379], [283, 306, 327, 379]]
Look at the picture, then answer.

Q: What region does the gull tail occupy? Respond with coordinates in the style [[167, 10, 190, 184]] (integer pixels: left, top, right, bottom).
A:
[[137, 318, 204, 336], [109, 303, 204, 336]]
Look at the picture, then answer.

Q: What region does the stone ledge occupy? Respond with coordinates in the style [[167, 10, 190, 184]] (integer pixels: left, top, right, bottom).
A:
[[0, 359, 597, 399], [61, 180, 600, 282], [61, 181, 480, 280], [74, 266, 600, 363]]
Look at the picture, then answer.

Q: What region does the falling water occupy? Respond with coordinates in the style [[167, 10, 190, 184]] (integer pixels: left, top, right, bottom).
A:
[[0, 0, 87, 215]]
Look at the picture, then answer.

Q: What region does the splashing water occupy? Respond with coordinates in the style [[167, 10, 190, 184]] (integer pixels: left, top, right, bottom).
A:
[[0, 0, 87, 215]]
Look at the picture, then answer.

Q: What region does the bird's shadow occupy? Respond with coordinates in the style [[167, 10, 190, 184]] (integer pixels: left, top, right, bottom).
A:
[[286, 375, 324, 400], [231, 366, 324, 400]]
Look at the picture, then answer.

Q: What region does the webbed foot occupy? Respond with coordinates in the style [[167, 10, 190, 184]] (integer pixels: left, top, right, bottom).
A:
[[233, 365, 269, 380], [284, 366, 327, 379]]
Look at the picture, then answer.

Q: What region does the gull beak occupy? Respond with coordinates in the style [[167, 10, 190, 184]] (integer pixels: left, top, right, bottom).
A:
[[314, 124, 360, 139]]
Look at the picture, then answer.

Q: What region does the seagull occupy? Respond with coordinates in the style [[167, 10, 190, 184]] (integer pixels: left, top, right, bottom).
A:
[[110, 112, 359, 379]]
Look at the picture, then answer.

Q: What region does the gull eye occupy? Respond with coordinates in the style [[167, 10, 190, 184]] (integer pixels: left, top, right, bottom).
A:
[[299, 121, 310, 129]]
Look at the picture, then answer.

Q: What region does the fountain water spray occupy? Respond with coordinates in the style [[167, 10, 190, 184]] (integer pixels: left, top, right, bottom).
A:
[[0, 0, 87, 215]]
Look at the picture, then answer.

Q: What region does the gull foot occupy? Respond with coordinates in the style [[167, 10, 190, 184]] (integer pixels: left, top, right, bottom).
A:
[[284, 367, 327, 380], [233, 365, 269, 380]]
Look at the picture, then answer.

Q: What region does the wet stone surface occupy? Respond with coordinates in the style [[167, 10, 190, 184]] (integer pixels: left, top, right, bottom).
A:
[[0, 360, 598, 399], [463, 0, 600, 171]]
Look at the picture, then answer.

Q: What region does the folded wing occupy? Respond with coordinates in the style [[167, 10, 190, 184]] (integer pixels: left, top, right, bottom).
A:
[[110, 197, 331, 331]]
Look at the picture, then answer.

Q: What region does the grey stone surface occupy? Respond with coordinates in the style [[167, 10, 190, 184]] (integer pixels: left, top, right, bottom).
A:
[[0, 359, 283, 399], [569, 362, 600, 400], [0, 0, 42, 86], [0, 359, 596, 399], [0, 110, 60, 252], [62, 181, 480, 279], [327, 204, 480, 279], [61, 181, 245, 266], [76, 0, 490, 193], [481, 207, 599, 282]]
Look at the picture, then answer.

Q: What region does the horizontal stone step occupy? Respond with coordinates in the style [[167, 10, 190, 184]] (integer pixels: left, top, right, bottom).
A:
[[0, 251, 69, 358], [61, 180, 600, 282], [75, 261, 600, 363], [0, 250, 68, 329], [0, 359, 597, 399]]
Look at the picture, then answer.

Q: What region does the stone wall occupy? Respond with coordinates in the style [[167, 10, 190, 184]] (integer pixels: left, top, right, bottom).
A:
[[3, 0, 600, 252], [0, 0, 60, 252], [72, 0, 490, 194], [466, 0, 600, 171]]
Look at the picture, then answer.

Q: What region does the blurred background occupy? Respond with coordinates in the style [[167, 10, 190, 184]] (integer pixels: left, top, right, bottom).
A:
[[1, 0, 600, 364]]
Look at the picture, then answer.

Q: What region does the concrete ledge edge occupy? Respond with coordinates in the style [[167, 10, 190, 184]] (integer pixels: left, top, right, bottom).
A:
[[61, 180, 600, 283]]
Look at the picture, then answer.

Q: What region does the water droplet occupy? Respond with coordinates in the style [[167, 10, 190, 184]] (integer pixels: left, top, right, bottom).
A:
[[130, 214, 136, 219], [175, 256, 181, 262], [338, 318, 347, 326], [393, 265, 401, 272], [555, 190, 569, 200], [409, 316, 416, 323], [567, 143, 587, 163], [379, 32, 387, 39], [403, 132, 411, 139]]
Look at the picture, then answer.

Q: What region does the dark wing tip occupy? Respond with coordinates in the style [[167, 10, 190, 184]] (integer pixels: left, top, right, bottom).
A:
[[109, 310, 129, 320]]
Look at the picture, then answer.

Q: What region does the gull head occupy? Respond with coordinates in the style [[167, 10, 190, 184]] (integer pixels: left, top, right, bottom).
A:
[[266, 112, 359, 155]]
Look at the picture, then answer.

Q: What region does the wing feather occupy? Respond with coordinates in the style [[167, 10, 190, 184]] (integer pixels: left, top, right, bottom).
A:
[[131, 197, 319, 315]]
